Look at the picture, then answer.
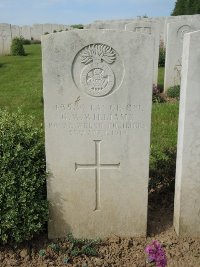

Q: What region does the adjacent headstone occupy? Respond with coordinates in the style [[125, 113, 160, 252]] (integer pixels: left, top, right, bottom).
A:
[[87, 17, 166, 42], [52, 24, 60, 32], [136, 17, 166, 42], [164, 18, 200, 92], [42, 29, 154, 239], [126, 21, 159, 85], [20, 25, 32, 40], [154, 17, 166, 42], [0, 23, 12, 55], [11, 25, 20, 38], [163, 15, 200, 45], [87, 20, 130, 30], [174, 30, 200, 237], [43, 23, 52, 34], [58, 24, 65, 31], [64, 25, 70, 31], [31, 24, 43, 40]]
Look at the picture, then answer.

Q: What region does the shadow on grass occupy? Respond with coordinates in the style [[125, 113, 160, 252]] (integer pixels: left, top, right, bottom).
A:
[[157, 83, 164, 93], [147, 185, 175, 236]]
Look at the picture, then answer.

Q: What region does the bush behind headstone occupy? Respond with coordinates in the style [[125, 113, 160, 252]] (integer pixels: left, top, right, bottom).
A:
[[11, 37, 26, 56], [70, 24, 84, 29], [0, 109, 48, 244], [149, 146, 177, 190], [166, 85, 180, 99], [158, 47, 165, 67]]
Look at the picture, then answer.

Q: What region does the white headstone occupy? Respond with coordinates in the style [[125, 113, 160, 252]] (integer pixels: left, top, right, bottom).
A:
[[163, 15, 200, 45], [31, 24, 43, 40], [86, 17, 166, 42], [164, 17, 200, 92], [126, 21, 159, 85], [20, 25, 31, 40], [87, 20, 130, 30], [154, 17, 166, 42], [66, 25, 73, 30], [52, 24, 60, 32], [0, 23, 12, 55], [42, 30, 154, 239], [11, 25, 20, 38], [136, 17, 166, 42], [174, 30, 200, 237], [43, 23, 52, 34], [58, 24, 65, 31]]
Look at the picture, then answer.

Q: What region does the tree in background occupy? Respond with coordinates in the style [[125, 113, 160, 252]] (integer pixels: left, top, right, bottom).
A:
[[172, 0, 186, 15], [172, 0, 200, 15]]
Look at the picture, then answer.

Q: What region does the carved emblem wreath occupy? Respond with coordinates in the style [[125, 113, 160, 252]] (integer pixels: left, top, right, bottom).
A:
[[80, 44, 116, 97]]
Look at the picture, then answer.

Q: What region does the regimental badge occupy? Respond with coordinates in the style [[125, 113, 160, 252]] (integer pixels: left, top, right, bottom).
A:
[[80, 44, 116, 97], [72, 43, 125, 97]]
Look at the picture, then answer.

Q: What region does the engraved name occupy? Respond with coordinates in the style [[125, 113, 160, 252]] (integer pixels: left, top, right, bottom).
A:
[[48, 103, 146, 136]]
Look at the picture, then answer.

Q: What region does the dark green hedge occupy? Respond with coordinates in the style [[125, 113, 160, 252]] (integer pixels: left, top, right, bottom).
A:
[[0, 110, 48, 244]]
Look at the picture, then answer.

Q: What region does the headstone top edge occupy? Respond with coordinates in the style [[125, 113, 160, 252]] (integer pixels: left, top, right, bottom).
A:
[[41, 28, 155, 41], [0, 23, 11, 26], [185, 29, 200, 37]]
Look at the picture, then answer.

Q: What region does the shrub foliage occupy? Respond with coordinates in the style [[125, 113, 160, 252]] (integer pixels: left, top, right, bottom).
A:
[[0, 110, 48, 244], [22, 38, 31, 45], [152, 85, 166, 103], [166, 85, 180, 99], [158, 47, 165, 67], [31, 39, 41, 44], [11, 37, 26, 56], [66, 233, 100, 257], [70, 24, 84, 29], [150, 146, 177, 190]]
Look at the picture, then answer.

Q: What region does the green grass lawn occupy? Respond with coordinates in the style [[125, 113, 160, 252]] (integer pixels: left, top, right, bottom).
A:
[[0, 44, 179, 157], [0, 44, 43, 125], [158, 67, 164, 89], [151, 103, 179, 151]]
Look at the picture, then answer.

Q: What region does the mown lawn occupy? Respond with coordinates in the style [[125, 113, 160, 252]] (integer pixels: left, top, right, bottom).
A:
[[151, 103, 179, 152], [153, 67, 179, 152], [0, 44, 43, 125], [158, 67, 164, 89], [0, 44, 179, 154]]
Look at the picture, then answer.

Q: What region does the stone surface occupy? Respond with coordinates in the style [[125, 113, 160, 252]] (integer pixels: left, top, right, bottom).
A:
[[52, 24, 60, 32], [126, 21, 159, 85], [163, 15, 200, 45], [86, 20, 130, 30], [42, 29, 154, 239], [86, 15, 200, 44], [86, 17, 166, 41], [126, 21, 154, 34], [0, 23, 12, 55], [153, 17, 166, 42], [20, 25, 32, 40], [164, 17, 200, 91], [174, 30, 200, 237], [32, 24, 43, 40], [136, 17, 166, 42], [43, 23, 52, 34], [58, 24, 65, 31], [11, 25, 20, 38]]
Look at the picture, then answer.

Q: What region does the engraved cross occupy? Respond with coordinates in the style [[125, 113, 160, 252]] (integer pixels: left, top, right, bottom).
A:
[[174, 59, 182, 80], [75, 140, 120, 211]]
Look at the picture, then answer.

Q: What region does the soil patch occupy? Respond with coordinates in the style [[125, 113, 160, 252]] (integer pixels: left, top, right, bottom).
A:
[[1, 188, 200, 267]]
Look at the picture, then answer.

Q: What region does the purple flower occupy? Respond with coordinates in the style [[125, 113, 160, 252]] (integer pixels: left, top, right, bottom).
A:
[[145, 240, 167, 267]]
